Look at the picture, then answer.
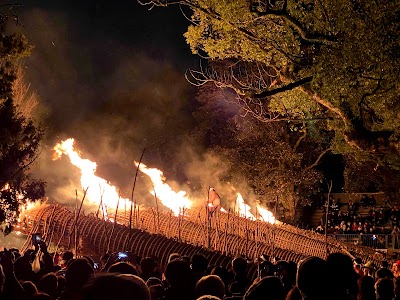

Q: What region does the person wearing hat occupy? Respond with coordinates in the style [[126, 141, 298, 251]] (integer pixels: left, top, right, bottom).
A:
[[362, 261, 375, 277]]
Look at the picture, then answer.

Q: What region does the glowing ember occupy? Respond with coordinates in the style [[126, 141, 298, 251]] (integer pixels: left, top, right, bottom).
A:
[[1, 184, 35, 224], [256, 205, 276, 224], [235, 193, 255, 219], [19, 200, 39, 220], [136, 162, 192, 216], [53, 138, 131, 212]]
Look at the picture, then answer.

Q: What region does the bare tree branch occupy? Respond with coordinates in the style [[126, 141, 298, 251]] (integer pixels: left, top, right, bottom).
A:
[[253, 76, 312, 99], [250, 0, 336, 44], [304, 147, 332, 171]]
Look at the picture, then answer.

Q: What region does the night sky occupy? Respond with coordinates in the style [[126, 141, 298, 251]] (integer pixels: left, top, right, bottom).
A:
[[17, 0, 195, 131], [12, 0, 211, 204]]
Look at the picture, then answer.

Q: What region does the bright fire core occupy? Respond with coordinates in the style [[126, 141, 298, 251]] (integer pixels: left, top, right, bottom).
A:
[[52, 138, 275, 223]]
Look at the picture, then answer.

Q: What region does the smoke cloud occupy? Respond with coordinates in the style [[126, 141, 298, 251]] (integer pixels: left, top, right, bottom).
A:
[[13, 1, 257, 213]]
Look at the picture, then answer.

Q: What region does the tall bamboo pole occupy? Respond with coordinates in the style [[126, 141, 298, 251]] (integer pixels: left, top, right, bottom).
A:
[[224, 208, 230, 254], [168, 210, 172, 238], [245, 202, 248, 258], [215, 211, 221, 251], [325, 180, 333, 259], [74, 190, 78, 257], [67, 187, 88, 250], [124, 199, 127, 227], [235, 198, 240, 255], [96, 184, 104, 218], [107, 193, 121, 253], [255, 206, 259, 259], [207, 186, 211, 249], [178, 207, 182, 242], [123, 148, 146, 250], [153, 187, 160, 234], [129, 148, 146, 230], [271, 195, 278, 259]]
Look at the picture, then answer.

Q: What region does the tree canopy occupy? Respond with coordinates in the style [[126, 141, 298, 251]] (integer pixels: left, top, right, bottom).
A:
[[143, 0, 400, 172], [0, 13, 44, 225], [192, 84, 324, 220]]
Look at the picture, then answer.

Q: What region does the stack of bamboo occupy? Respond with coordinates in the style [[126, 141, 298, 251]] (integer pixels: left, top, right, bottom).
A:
[[20, 203, 383, 267]]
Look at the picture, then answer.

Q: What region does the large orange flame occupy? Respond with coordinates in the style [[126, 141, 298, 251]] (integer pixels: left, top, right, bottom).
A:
[[53, 138, 131, 213], [135, 162, 192, 215], [256, 204, 276, 224], [52, 138, 276, 224], [235, 193, 255, 219]]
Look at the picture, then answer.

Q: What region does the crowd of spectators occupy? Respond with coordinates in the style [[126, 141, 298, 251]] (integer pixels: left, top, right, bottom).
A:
[[2, 239, 400, 300], [315, 196, 400, 237]]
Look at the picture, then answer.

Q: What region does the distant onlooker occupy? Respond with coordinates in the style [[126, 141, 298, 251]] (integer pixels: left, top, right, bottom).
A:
[[168, 253, 181, 263], [376, 261, 394, 280], [243, 276, 284, 300], [32, 293, 52, 300], [229, 257, 249, 295], [362, 261, 376, 278], [360, 195, 369, 207], [21, 280, 38, 299], [285, 286, 302, 300], [140, 257, 160, 281], [56, 275, 66, 298], [375, 277, 395, 300], [14, 256, 36, 282], [108, 261, 138, 276], [149, 284, 165, 300], [164, 259, 195, 300], [195, 275, 225, 299], [327, 252, 358, 300], [196, 296, 221, 300], [210, 266, 232, 291], [191, 254, 209, 283], [297, 256, 328, 300], [38, 272, 58, 299], [60, 251, 74, 268], [146, 277, 163, 287], [357, 276, 375, 300], [82, 274, 150, 300], [59, 258, 94, 300]]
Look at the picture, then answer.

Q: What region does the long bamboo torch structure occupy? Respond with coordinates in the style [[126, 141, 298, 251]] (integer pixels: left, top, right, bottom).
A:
[[22, 203, 383, 268]]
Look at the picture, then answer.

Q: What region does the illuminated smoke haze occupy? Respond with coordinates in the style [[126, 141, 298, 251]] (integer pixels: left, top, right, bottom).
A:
[[11, 0, 258, 213]]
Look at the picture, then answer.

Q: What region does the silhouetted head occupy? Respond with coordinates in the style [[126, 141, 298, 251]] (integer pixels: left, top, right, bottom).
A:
[[191, 254, 208, 273], [38, 272, 58, 297], [232, 257, 247, 275], [65, 258, 94, 291], [375, 277, 394, 300], [196, 275, 225, 299], [297, 256, 328, 300], [244, 276, 284, 300], [108, 261, 138, 276], [21, 280, 38, 298], [83, 274, 150, 300], [165, 259, 195, 290], [168, 253, 181, 263], [14, 256, 35, 282]]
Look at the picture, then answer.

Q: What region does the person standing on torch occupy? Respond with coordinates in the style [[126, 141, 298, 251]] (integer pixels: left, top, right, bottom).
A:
[[207, 187, 221, 217]]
